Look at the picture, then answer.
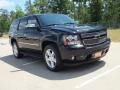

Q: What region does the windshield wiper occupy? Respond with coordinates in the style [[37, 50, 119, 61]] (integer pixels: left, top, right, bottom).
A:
[[45, 24, 62, 26]]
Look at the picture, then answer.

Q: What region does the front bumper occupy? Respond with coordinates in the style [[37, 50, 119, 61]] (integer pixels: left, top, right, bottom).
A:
[[59, 38, 110, 63]]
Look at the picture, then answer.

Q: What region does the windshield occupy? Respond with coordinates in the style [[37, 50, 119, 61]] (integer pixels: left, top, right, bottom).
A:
[[37, 14, 75, 26]]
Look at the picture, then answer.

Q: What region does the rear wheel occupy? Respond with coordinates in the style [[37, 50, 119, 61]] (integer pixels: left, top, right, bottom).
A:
[[43, 45, 63, 71], [12, 42, 23, 58]]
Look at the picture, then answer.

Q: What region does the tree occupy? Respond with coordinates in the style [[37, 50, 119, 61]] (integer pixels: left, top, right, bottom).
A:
[[0, 9, 10, 32], [10, 11, 16, 22], [25, 0, 37, 15], [0, 6, 25, 33], [50, 0, 70, 14], [102, 0, 120, 28], [1, 0, 120, 33], [72, 0, 90, 23], [15, 6, 25, 18], [89, 0, 102, 22], [34, 0, 49, 13]]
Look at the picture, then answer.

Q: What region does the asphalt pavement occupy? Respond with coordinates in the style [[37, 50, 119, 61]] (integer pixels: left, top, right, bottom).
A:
[[0, 38, 120, 90]]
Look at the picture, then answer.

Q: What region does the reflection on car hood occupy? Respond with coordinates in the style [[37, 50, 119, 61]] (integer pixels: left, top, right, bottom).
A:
[[50, 24, 106, 33]]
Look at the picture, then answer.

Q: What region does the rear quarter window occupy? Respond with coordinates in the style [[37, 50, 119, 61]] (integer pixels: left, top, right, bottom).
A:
[[9, 19, 19, 34]]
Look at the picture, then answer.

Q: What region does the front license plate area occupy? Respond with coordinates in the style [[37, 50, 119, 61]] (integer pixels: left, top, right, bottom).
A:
[[92, 51, 102, 58]]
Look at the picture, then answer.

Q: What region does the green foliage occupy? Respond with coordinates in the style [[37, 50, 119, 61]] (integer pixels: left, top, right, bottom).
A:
[[34, 0, 49, 13], [89, 0, 102, 22], [0, 7, 24, 32], [15, 6, 25, 18], [10, 11, 16, 22], [102, 0, 120, 28], [0, 9, 10, 32], [25, 0, 37, 14], [49, 0, 70, 14], [75, 0, 90, 23], [0, 17, 10, 32], [0, 0, 120, 33]]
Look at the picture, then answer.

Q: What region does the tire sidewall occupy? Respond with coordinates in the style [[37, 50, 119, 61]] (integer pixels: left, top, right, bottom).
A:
[[12, 42, 22, 58], [43, 45, 62, 71]]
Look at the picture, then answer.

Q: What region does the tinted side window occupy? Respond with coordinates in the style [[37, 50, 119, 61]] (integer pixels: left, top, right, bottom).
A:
[[28, 16, 38, 26], [10, 20, 19, 32], [18, 19, 27, 30]]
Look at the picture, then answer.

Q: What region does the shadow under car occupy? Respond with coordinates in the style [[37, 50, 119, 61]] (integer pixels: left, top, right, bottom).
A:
[[0, 55, 105, 80]]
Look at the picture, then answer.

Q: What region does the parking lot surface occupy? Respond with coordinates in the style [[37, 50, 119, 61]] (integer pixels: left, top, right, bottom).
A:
[[0, 38, 120, 90]]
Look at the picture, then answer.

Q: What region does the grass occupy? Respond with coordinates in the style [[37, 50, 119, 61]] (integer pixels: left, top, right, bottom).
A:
[[108, 29, 120, 42]]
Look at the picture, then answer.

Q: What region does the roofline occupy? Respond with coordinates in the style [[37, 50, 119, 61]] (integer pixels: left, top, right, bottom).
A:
[[15, 13, 66, 20]]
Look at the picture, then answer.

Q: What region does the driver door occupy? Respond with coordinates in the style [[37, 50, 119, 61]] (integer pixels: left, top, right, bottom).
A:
[[24, 16, 40, 50]]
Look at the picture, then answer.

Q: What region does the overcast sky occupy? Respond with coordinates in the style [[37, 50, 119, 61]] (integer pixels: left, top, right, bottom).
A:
[[0, 0, 34, 11]]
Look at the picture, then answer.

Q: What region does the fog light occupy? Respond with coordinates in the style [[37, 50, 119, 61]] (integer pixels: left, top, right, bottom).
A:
[[80, 55, 86, 60], [72, 56, 75, 60]]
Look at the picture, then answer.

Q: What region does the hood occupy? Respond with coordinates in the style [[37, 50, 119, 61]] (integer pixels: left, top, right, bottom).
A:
[[50, 24, 106, 34]]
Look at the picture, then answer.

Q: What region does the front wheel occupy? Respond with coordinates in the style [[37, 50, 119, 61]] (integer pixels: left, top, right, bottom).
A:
[[43, 45, 63, 71]]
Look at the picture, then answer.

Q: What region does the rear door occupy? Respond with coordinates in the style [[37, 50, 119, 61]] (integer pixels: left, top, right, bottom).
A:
[[9, 19, 19, 45], [17, 18, 28, 49]]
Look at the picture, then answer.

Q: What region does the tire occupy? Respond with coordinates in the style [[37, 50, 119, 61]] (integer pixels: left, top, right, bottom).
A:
[[12, 41, 23, 58], [43, 44, 63, 71]]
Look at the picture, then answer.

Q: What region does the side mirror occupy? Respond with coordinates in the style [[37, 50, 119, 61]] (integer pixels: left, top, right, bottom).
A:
[[26, 24, 36, 28], [26, 24, 40, 31]]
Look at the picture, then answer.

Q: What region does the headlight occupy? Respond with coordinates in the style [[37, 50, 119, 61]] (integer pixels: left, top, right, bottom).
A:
[[63, 35, 83, 46]]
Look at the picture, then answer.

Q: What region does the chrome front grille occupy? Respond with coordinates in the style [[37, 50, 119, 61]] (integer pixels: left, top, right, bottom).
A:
[[81, 31, 107, 45]]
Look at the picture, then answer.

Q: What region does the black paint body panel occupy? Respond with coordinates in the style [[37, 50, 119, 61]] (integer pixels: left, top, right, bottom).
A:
[[9, 14, 111, 64]]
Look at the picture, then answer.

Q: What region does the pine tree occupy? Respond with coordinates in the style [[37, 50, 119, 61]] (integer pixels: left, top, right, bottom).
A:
[[89, 0, 102, 23]]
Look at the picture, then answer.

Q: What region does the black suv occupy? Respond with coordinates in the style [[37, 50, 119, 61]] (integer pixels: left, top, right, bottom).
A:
[[9, 14, 110, 71]]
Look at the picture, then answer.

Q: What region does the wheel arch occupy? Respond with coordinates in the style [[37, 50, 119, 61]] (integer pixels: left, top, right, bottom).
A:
[[10, 38, 17, 45], [42, 40, 59, 52]]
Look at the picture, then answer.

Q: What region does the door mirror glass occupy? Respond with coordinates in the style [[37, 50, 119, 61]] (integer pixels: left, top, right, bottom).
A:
[[26, 23, 36, 28], [26, 23, 40, 31]]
